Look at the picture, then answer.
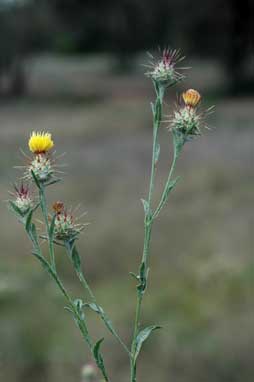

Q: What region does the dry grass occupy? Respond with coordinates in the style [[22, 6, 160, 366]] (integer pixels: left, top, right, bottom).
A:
[[0, 56, 254, 382]]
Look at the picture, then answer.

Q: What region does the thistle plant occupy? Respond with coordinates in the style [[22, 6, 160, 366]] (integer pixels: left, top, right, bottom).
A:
[[8, 49, 211, 382]]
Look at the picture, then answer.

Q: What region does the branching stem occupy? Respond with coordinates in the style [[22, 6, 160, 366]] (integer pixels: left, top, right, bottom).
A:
[[130, 84, 184, 382]]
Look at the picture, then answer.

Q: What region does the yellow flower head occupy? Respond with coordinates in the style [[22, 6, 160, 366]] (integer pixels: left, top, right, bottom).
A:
[[182, 89, 201, 107], [28, 131, 54, 154]]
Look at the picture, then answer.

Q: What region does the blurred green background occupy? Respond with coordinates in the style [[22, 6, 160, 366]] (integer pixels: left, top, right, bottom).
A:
[[0, 0, 253, 381]]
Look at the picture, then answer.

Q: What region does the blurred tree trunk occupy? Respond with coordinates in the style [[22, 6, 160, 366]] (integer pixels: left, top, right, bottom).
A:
[[10, 60, 26, 97], [226, 0, 253, 94]]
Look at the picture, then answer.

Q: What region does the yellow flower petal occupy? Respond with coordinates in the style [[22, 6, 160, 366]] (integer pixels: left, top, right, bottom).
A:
[[182, 89, 201, 107], [28, 131, 54, 153]]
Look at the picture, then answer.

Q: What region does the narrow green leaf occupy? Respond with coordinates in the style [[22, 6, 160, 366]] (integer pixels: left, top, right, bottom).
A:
[[134, 325, 161, 364], [30, 223, 39, 247], [25, 209, 33, 232], [137, 262, 147, 294], [64, 305, 74, 315], [150, 102, 155, 116], [129, 272, 139, 281], [44, 178, 61, 187], [32, 251, 54, 277], [74, 298, 83, 308], [93, 337, 104, 359], [72, 245, 81, 272], [65, 242, 81, 272], [84, 302, 102, 314], [154, 176, 181, 219], [31, 170, 41, 189], [32, 251, 63, 293], [32, 202, 40, 212], [8, 201, 25, 218], [165, 177, 180, 195], [85, 303, 115, 336], [141, 199, 149, 216], [154, 97, 161, 120], [73, 298, 85, 319], [161, 177, 180, 207], [93, 338, 109, 381], [154, 142, 160, 163], [49, 214, 56, 242]]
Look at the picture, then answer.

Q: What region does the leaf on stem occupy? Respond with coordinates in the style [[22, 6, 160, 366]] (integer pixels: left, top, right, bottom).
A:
[[32, 250, 53, 276], [129, 272, 139, 281], [141, 199, 149, 216], [8, 201, 25, 220], [25, 209, 33, 232], [154, 97, 161, 121], [30, 223, 39, 247], [72, 245, 81, 272], [43, 178, 61, 187], [64, 305, 74, 315], [65, 241, 82, 273], [150, 102, 155, 116], [74, 298, 85, 319], [164, 177, 180, 200], [153, 176, 180, 219], [155, 142, 160, 164], [84, 303, 115, 336], [31, 170, 41, 190], [137, 262, 148, 295], [133, 325, 161, 364], [32, 251, 67, 298], [49, 214, 56, 242], [84, 302, 102, 314], [93, 338, 109, 382]]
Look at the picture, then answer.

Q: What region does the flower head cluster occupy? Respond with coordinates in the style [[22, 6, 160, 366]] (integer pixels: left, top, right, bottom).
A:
[[13, 183, 33, 214], [24, 132, 55, 183], [146, 48, 184, 87], [28, 153, 53, 182], [170, 89, 203, 137], [52, 201, 85, 241]]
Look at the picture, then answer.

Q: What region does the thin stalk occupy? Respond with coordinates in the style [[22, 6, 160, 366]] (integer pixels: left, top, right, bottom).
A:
[[130, 83, 165, 382], [29, 236, 113, 381], [153, 147, 178, 219], [39, 186, 56, 270], [30, 237, 93, 350], [33, 184, 110, 381], [147, 84, 164, 207]]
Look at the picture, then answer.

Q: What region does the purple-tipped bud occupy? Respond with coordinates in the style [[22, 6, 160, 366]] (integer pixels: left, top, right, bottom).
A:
[[13, 183, 33, 214], [146, 48, 184, 87]]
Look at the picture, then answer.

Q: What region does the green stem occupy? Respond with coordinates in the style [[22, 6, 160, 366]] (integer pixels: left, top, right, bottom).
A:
[[77, 266, 130, 355], [32, 183, 110, 381], [147, 84, 164, 207], [153, 130, 184, 219], [39, 186, 56, 270], [65, 241, 130, 355], [130, 83, 164, 382], [29, 238, 113, 381], [31, 241, 93, 350], [53, 272, 93, 349], [153, 149, 178, 220]]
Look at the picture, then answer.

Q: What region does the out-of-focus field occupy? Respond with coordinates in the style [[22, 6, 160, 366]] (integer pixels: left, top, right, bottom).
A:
[[0, 55, 253, 382]]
